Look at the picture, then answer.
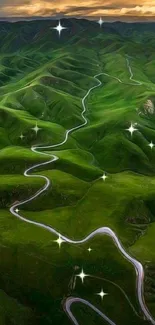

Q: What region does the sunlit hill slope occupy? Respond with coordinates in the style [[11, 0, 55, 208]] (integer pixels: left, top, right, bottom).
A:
[[0, 18, 155, 325]]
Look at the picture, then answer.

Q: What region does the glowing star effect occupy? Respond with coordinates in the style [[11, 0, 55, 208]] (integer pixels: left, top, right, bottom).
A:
[[97, 289, 108, 300], [148, 141, 154, 149], [126, 123, 138, 136], [19, 133, 25, 140], [88, 247, 92, 252], [98, 17, 104, 27], [77, 269, 89, 283], [53, 21, 67, 37], [101, 173, 108, 181], [54, 235, 65, 248], [15, 208, 19, 213], [31, 123, 41, 135]]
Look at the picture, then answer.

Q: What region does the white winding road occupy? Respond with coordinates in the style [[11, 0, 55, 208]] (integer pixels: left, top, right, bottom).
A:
[[10, 57, 155, 325]]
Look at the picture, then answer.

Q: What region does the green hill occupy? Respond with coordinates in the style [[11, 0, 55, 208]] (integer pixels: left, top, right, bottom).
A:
[[0, 18, 155, 324]]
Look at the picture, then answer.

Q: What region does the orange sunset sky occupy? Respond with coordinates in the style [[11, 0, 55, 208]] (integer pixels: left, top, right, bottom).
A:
[[0, 0, 155, 20]]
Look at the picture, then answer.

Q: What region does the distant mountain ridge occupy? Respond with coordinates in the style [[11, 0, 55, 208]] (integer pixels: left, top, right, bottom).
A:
[[0, 18, 155, 39]]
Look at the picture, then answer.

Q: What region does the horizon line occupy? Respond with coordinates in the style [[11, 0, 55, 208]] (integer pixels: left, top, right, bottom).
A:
[[0, 16, 154, 23]]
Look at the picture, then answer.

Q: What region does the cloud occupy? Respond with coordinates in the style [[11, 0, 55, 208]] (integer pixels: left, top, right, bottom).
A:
[[0, 0, 155, 20]]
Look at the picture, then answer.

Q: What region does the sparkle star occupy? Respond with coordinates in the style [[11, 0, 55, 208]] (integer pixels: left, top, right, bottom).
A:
[[15, 208, 19, 213], [31, 123, 41, 135], [54, 235, 65, 248], [53, 20, 67, 37], [126, 123, 138, 136], [98, 17, 104, 27], [77, 269, 89, 283], [97, 289, 108, 300], [88, 247, 92, 252], [19, 133, 25, 140], [148, 141, 154, 149], [101, 173, 108, 181]]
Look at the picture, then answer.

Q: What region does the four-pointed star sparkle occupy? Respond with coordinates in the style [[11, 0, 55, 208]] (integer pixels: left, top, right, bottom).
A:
[[101, 173, 108, 181], [148, 141, 154, 149], [97, 289, 108, 300], [54, 235, 65, 248], [19, 133, 25, 140], [98, 17, 104, 27], [88, 247, 92, 252], [53, 21, 67, 37], [15, 208, 19, 213], [126, 123, 138, 136], [32, 123, 41, 135], [77, 269, 89, 283]]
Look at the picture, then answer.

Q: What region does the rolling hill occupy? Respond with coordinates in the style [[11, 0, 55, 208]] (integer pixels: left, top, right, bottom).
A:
[[0, 18, 155, 325]]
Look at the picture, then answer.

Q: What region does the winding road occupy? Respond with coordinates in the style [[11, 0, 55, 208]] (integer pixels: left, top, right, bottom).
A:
[[10, 57, 155, 325]]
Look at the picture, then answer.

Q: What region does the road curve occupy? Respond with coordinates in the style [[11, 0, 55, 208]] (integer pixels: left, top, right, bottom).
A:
[[64, 297, 116, 325], [10, 58, 155, 325]]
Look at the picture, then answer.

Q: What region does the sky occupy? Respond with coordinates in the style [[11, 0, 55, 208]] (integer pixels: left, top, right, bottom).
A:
[[0, 0, 155, 21]]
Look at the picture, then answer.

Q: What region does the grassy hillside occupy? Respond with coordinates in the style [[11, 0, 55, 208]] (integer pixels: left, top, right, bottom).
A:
[[0, 18, 155, 324]]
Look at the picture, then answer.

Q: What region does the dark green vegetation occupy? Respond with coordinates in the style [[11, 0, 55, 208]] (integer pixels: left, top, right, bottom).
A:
[[0, 18, 155, 324]]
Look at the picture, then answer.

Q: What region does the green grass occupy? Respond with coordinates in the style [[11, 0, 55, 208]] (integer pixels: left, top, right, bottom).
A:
[[0, 210, 149, 325], [0, 289, 35, 325], [20, 171, 155, 244], [0, 18, 155, 324]]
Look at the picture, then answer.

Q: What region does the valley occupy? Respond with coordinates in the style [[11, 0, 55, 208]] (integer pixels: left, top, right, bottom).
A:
[[0, 18, 155, 325]]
